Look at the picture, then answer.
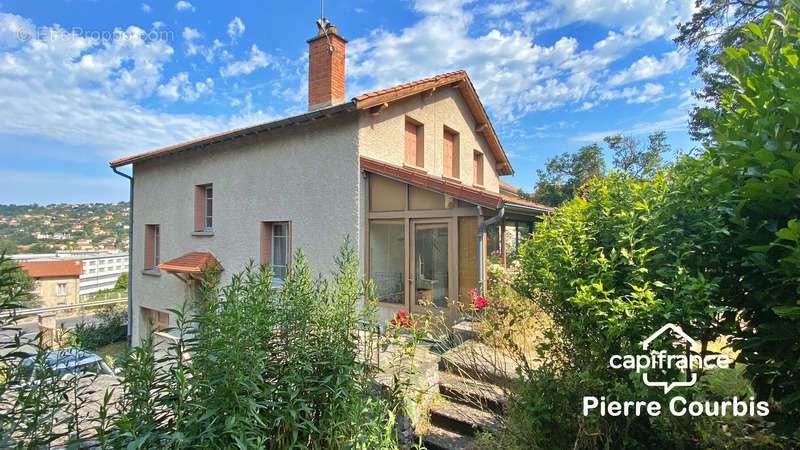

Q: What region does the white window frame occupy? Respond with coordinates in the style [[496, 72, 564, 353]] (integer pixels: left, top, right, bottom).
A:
[[204, 185, 213, 231], [271, 223, 288, 282], [56, 283, 67, 296]]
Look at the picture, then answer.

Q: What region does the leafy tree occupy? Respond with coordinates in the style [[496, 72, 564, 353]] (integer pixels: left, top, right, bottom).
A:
[[532, 143, 605, 206], [533, 131, 671, 207], [0, 240, 16, 255], [114, 272, 128, 291], [698, 3, 800, 430], [604, 131, 671, 177], [0, 254, 38, 308], [675, 0, 784, 140]]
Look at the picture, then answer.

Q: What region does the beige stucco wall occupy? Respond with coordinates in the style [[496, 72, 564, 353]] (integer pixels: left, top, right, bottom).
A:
[[130, 114, 361, 344], [357, 86, 502, 193], [34, 277, 79, 307]]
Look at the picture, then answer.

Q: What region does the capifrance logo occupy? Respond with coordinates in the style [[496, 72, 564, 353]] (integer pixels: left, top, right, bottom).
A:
[[582, 323, 770, 418]]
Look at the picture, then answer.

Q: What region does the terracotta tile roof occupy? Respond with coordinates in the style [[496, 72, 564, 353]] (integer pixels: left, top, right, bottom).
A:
[[158, 252, 222, 274], [360, 156, 502, 209], [499, 179, 519, 193], [19, 260, 83, 278], [353, 70, 466, 103], [109, 102, 354, 167], [353, 70, 513, 176], [110, 71, 513, 176], [500, 193, 553, 213], [109, 127, 248, 167]]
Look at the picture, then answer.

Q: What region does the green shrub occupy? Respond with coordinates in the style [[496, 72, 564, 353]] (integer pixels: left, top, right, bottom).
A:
[[103, 241, 399, 449], [699, 3, 800, 430], [64, 305, 127, 350]]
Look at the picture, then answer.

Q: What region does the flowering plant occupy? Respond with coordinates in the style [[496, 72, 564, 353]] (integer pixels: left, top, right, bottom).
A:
[[389, 310, 418, 329]]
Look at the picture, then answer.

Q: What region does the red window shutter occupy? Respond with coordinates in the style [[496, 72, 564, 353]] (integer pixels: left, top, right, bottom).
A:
[[405, 120, 417, 165], [194, 186, 204, 232], [443, 130, 454, 177], [260, 222, 271, 265], [144, 226, 154, 270]]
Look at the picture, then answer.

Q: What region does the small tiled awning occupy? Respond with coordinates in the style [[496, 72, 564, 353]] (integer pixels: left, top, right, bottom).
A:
[[158, 252, 222, 282]]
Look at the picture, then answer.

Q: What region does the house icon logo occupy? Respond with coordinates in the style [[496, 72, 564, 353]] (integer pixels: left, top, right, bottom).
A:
[[640, 323, 700, 393]]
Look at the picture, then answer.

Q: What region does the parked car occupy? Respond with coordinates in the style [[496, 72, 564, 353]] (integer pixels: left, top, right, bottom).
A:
[[18, 348, 118, 384]]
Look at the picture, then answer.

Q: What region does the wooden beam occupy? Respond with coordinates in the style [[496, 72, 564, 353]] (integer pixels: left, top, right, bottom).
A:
[[369, 102, 388, 116], [475, 123, 489, 133], [421, 87, 436, 99]]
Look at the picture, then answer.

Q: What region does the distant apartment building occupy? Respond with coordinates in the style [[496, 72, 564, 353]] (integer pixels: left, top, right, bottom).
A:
[[12, 251, 129, 299], [17, 260, 83, 307]]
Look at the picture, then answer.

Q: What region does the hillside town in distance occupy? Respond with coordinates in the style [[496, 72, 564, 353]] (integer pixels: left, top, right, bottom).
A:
[[0, 202, 129, 307]]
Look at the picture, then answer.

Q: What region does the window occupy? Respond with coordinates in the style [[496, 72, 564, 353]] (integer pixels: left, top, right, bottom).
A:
[[404, 117, 424, 167], [194, 184, 213, 232], [369, 221, 404, 304], [260, 221, 291, 281], [142, 307, 169, 334], [473, 151, 484, 186], [56, 283, 67, 296], [443, 128, 459, 178], [144, 224, 160, 270]]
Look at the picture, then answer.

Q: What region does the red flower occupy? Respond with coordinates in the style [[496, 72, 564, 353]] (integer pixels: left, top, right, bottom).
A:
[[474, 296, 488, 309], [469, 288, 478, 296], [396, 310, 408, 318]]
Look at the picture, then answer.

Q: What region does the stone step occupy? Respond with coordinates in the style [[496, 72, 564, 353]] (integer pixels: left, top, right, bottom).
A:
[[429, 398, 501, 437], [439, 340, 519, 385], [419, 425, 474, 450], [438, 371, 507, 414]]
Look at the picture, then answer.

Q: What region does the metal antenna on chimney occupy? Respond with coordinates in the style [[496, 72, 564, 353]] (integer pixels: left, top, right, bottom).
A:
[[316, 0, 334, 53]]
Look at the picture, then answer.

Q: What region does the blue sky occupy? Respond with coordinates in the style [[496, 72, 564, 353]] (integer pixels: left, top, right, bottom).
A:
[[0, 0, 700, 204]]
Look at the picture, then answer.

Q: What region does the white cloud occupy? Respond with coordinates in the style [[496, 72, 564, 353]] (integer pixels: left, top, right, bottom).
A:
[[347, 0, 695, 121], [608, 51, 687, 86], [227, 17, 244, 41], [571, 113, 689, 142], [152, 21, 165, 30], [157, 72, 214, 102], [182, 26, 202, 55], [175, 1, 195, 12], [597, 82, 667, 104], [0, 12, 33, 48], [140, 3, 151, 13], [182, 26, 201, 41], [484, 1, 530, 17], [0, 12, 223, 160], [220, 44, 272, 77]]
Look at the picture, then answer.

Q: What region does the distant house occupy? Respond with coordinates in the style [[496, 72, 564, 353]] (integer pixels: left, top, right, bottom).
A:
[[111, 20, 552, 345], [18, 260, 83, 307]]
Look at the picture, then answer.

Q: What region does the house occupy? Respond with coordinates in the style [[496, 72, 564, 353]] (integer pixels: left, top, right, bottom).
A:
[[110, 20, 552, 344], [18, 260, 83, 307]]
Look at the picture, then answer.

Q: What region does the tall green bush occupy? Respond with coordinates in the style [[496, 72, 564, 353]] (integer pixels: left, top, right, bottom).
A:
[[700, 2, 800, 428], [514, 171, 730, 447], [105, 242, 398, 449]]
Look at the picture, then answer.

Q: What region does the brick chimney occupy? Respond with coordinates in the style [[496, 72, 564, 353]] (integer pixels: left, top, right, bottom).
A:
[[307, 20, 347, 110]]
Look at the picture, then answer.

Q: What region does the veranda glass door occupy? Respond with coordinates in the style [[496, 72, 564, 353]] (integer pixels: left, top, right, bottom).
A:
[[410, 220, 454, 319]]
